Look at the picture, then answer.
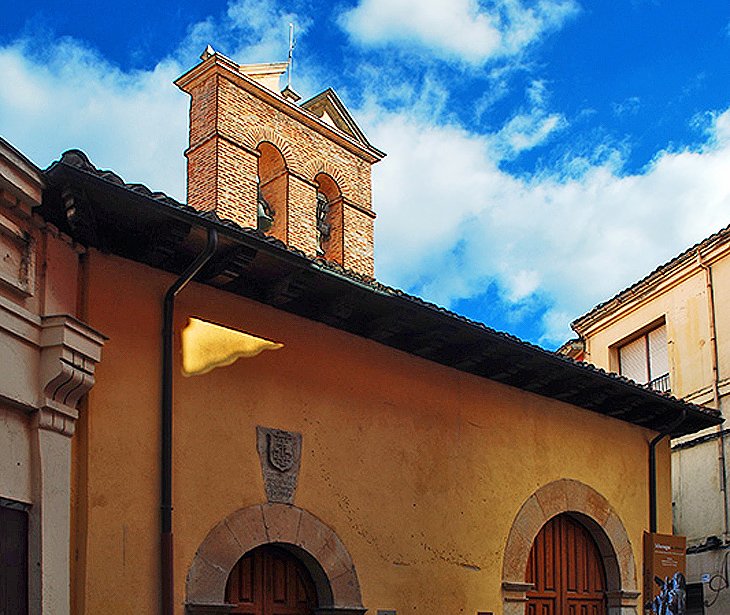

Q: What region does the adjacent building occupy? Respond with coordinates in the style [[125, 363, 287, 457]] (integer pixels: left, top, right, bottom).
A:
[[1, 49, 722, 615], [567, 224, 730, 614]]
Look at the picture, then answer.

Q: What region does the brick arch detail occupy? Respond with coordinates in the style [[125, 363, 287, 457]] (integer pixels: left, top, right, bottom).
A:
[[502, 479, 639, 615], [242, 128, 300, 169], [185, 503, 364, 613], [304, 160, 351, 199]]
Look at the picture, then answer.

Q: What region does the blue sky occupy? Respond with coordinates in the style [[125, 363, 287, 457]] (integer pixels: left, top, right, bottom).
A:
[[2, 0, 729, 348]]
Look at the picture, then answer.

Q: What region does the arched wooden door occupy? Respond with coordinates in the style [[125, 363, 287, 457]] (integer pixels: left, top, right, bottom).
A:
[[526, 514, 607, 615], [225, 544, 318, 615]]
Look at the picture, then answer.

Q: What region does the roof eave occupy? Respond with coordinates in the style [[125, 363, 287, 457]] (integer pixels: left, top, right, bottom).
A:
[[41, 155, 723, 439]]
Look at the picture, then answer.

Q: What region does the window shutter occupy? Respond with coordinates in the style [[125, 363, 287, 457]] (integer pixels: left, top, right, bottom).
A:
[[619, 337, 649, 384], [648, 325, 668, 379]]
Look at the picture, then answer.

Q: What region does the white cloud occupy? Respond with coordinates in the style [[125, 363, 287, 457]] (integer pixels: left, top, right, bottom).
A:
[[2, 0, 729, 350], [366, 106, 730, 345], [508, 269, 541, 301], [341, 0, 578, 64], [181, 0, 308, 66], [0, 0, 310, 200], [494, 109, 566, 156], [0, 38, 189, 199], [482, 79, 567, 159]]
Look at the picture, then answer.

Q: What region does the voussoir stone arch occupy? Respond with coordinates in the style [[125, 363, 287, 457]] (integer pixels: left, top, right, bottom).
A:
[[502, 479, 639, 615], [185, 503, 365, 614], [242, 128, 299, 169]]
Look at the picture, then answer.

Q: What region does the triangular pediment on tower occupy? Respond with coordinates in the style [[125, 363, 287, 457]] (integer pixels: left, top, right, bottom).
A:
[[301, 88, 372, 148]]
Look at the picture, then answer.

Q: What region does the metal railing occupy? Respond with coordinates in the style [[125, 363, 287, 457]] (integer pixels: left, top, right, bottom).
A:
[[649, 373, 671, 394]]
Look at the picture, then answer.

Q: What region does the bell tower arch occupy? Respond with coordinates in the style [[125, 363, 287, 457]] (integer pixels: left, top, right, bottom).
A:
[[175, 50, 385, 277]]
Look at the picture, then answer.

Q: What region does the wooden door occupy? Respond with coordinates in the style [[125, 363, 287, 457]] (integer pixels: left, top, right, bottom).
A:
[[526, 514, 606, 615], [225, 545, 318, 615]]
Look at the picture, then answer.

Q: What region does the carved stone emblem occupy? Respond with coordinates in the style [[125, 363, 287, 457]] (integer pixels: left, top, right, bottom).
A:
[[268, 431, 295, 472], [257, 426, 302, 504]]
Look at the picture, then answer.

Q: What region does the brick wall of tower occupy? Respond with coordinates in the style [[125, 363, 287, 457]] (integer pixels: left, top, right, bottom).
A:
[[181, 61, 377, 277], [343, 203, 375, 276], [186, 137, 217, 213], [288, 175, 318, 256], [216, 138, 258, 228], [188, 77, 217, 148]]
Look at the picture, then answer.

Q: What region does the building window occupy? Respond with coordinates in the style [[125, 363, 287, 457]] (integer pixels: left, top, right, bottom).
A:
[[618, 323, 670, 392], [0, 498, 28, 615]]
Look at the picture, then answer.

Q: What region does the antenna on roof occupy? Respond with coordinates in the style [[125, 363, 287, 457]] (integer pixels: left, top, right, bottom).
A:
[[287, 23, 295, 89]]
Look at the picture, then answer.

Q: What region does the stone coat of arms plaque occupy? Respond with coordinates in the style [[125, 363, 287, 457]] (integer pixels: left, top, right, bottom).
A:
[[256, 426, 302, 504]]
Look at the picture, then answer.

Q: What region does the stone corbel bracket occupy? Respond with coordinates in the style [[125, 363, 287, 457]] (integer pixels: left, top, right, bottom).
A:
[[37, 314, 106, 435], [502, 581, 535, 603]]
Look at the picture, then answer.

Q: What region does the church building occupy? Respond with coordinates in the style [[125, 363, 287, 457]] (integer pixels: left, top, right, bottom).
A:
[[0, 49, 721, 615]]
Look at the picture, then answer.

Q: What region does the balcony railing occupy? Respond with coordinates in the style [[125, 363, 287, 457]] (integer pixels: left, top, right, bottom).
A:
[[649, 373, 671, 394]]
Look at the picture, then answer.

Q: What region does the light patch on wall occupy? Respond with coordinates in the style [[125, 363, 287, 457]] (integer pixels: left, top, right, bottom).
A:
[[181, 317, 283, 376]]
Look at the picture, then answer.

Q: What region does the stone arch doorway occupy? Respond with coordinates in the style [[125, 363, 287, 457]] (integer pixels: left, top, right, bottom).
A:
[[526, 513, 607, 615], [225, 544, 319, 614], [501, 479, 640, 615], [185, 503, 365, 615]]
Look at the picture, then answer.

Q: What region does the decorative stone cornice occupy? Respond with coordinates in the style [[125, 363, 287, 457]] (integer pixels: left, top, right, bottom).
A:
[[36, 314, 106, 435]]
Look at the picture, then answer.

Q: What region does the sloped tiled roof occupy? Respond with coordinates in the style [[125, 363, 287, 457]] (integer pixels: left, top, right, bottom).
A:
[[40, 149, 722, 437]]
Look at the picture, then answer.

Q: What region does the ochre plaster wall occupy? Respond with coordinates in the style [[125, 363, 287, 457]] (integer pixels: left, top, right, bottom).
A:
[[79, 251, 670, 614]]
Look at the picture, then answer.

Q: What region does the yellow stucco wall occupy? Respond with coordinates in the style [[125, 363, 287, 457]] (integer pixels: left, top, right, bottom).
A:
[[580, 245, 730, 408], [711, 254, 730, 395], [575, 243, 730, 545], [584, 272, 711, 400], [77, 250, 670, 614]]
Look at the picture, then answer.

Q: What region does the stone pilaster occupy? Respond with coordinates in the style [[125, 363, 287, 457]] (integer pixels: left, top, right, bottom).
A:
[[28, 314, 105, 615]]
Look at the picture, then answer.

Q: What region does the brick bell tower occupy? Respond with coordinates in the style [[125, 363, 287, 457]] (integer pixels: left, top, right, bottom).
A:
[[175, 47, 385, 278]]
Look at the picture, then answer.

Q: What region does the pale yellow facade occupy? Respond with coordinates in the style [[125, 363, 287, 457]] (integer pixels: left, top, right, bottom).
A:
[[571, 226, 730, 613]]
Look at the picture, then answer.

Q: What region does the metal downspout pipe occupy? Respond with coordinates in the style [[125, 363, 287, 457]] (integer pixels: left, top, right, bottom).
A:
[[161, 228, 218, 615], [650, 409, 687, 533], [697, 248, 729, 543]]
